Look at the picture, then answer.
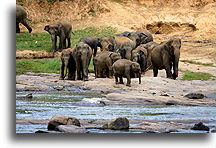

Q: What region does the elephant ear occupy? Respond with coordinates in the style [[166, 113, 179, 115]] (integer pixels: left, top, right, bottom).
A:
[[108, 44, 114, 51], [44, 25, 50, 31]]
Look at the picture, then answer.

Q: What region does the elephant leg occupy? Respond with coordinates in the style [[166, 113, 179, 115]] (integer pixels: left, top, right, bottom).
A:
[[67, 37, 71, 48], [125, 75, 131, 87], [93, 47, 97, 57], [119, 76, 124, 84], [152, 65, 158, 77], [114, 74, 119, 84], [21, 20, 32, 33], [165, 66, 173, 79], [76, 62, 82, 80], [59, 62, 65, 80], [16, 22, 20, 33]]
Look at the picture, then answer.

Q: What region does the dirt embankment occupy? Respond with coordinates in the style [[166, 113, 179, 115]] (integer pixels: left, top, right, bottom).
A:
[[17, 0, 215, 63]]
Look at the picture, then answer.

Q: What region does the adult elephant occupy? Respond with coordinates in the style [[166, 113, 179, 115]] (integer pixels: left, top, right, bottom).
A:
[[72, 42, 92, 81], [99, 36, 136, 60], [140, 41, 159, 70], [16, 5, 32, 33], [151, 38, 181, 79], [79, 36, 102, 57], [116, 30, 153, 46], [59, 48, 76, 80], [112, 59, 141, 87], [131, 45, 148, 72], [93, 51, 121, 78], [44, 21, 72, 51]]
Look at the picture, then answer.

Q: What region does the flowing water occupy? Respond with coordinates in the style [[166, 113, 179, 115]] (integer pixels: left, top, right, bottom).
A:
[[16, 91, 215, 133]]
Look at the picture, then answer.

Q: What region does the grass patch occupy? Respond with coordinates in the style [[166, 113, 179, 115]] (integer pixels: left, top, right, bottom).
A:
[[16, 58, 60, 74], [181, 70, 214, 81], [181, 60, 215, 67], [16, 26, 117, 51], [16, 58, 94, 75]]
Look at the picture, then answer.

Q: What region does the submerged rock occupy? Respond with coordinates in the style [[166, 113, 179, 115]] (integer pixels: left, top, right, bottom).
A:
[[102, 117, 129, 130], [48, 116, 80, 131], [16, 93, 33, 99], [184, 93, 204, 99], [191, 122, 209, 131], [56, 125, 88, 133]]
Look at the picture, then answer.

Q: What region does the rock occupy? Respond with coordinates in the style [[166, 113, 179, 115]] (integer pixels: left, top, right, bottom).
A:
[[211, 129, 215, 133], [56, 125, 88, 133], [53, 85, 64, 91], [160, 93, 169, 96], [35, 130, 62, 133], [165, 100, 177, 105], [184, 93, 204, 99], [102, 117, 129, 130], [16, 93, 33, 99], [48, 116, 80, 130], [191, 122, 209, 131]]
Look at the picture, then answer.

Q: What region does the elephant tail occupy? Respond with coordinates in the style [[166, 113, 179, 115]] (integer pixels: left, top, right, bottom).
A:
[[145, 62, 152, 72]]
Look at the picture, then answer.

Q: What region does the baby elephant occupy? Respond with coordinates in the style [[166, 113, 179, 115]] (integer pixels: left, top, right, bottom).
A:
[[112, 59, 141, 87]]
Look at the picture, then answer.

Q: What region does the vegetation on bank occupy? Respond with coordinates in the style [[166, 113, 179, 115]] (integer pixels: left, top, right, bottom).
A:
[[181, 70, 214, 81], [181, 60, 215, 67], [16, 26, 116, 51], [16, 58, 94, 74]]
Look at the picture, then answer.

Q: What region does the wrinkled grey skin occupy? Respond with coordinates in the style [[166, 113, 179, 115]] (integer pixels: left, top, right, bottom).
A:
[[16, 5, 32, 33], [140, 41, 159, 69], [131, 46, 148, 72], [79, 36, 102, 57], [44, 22, 72, 51], [72, 42, 92, 81], [93, 51, 121, 78], [112, 59, 141, 87], [151, 38, 181, 79], [59, 48, 76, 80], [100, 36, 136, 60]]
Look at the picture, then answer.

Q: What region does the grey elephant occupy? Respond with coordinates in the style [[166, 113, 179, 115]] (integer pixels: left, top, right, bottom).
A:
[[16, 5, 32, 33], [151, 38, 181, 79], [116, 30, 153, 46], [131, 45, 148, 72], [59, 48, 76, 80], [79, 36, 102, 57], [72, 42, 92, 81], [112, 59, 141, 87], [44, 21, 72, 51], [140, 41, 159, 70], [100, 36, 136, 60], [93, 51, 121, 78]]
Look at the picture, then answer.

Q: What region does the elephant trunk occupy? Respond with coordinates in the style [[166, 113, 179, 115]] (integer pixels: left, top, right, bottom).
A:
[[51, 35, 57, 51], [63, 58, 69, 79], [173, 49, 180, 79], [138, 71, 141, 84], [81, 54, 89, 81]]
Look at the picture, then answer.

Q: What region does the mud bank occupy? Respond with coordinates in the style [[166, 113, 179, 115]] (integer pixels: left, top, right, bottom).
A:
[[16, 72, 215, 106]]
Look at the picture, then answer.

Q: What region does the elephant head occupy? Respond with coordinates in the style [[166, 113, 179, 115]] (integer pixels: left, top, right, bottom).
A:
[[132, 49, 147, 72], [99, 36, 115, 51], [167, 38, 181, 79], [131, 62, 141, 84], [109, 52, 121, 63], [127, 32, 141, 47], [117, 46, 133, 60], [137, 30, 153, 44]]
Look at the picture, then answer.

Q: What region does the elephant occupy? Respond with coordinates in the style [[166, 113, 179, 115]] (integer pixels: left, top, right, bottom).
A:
[[131, 45, 148, 72], [59, 48, 76, 80], [72, 42, 92, 81], [79, 36, 102, 57], [93, 51, 121, 78], [139, 41, 159, 70], [44, 21, 72, 51], [151, 38, 181, 79], [99, 36, 136, 60], [16, 5, 32, 33], [116, 30, 153, 46], [112, 59, 141, 87]]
